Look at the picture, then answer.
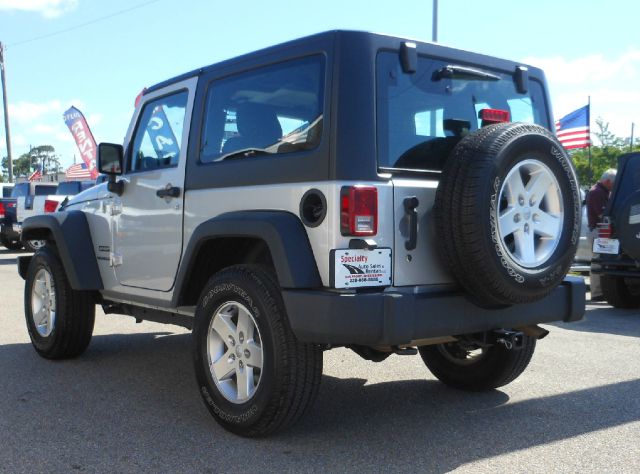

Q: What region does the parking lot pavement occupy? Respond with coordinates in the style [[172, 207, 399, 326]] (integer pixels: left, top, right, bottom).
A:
[[1, 248, 639, 473]]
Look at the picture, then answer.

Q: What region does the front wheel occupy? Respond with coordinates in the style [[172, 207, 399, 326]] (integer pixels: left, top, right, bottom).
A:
[[419, 335, 536, 391], [24, 246, 96, 359], [192, 265, 322, 437]]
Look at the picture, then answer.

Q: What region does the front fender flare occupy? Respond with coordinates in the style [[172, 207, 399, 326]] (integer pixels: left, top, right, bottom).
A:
[[21, 211, 103, 290]]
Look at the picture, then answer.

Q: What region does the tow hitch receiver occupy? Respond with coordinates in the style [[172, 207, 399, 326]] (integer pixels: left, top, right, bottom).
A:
[[492, 329, 524, 350]]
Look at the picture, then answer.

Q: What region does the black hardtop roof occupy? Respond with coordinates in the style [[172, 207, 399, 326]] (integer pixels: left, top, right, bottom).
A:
[[146, 30, 545, 94]]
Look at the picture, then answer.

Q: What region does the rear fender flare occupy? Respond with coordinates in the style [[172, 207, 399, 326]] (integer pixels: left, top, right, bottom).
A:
[[173, 211, 321, 306]]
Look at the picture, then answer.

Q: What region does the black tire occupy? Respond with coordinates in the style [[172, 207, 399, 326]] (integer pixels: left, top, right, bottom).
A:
[[193, 265, 323, 437], [601, 275, 640, 308], [1, 233, 22, 250], [435, 122, 581, 307], [24, 239, 46, 253], [419, 336, 536, 391], [24, 246, 95, 359]]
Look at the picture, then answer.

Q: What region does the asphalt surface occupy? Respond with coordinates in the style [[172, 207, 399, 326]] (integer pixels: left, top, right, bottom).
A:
[[1, 248, 639, 473]]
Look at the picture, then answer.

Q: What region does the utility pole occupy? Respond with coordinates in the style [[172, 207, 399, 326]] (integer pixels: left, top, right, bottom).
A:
[[432, 0, 438, 42], [631, 123, 635, 152], [0, 42, 13, 182]]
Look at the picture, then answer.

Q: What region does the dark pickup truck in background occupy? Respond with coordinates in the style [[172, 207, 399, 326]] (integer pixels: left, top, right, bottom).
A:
[[0, 184, 20, 250], [1, 182, 57, 250], [592, 152, 640, 307]]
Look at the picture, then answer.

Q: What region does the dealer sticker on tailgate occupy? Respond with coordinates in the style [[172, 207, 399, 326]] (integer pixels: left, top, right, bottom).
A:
[[593, 238, 620, 255], [332, 248, 392, 288]]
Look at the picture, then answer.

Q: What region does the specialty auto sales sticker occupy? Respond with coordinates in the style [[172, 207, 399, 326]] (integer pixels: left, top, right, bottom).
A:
[[332, 248, 392, 288]]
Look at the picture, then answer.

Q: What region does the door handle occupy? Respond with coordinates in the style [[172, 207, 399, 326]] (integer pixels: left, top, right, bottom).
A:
[[404, 196, 419, 251], [156, 185, 181, 199]]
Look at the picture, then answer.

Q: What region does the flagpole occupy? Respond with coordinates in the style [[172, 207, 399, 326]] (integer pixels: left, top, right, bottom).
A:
[[587, 96, 592, 182], [0, 42, 14, 182]]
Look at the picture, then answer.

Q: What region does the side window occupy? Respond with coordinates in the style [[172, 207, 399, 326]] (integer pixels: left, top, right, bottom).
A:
[[130, 91, 188, 172], [200, 55, 325, 163]]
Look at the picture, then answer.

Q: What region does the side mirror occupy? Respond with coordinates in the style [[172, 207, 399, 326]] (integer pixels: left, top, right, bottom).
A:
[[97, 143, 124, 196]]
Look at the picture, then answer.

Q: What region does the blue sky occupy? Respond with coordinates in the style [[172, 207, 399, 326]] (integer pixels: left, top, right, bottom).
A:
[[0, 0, 638, 169]]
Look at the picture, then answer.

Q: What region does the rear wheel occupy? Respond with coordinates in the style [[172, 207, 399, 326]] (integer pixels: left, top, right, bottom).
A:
[[419, 336, 536, 391], [601, 275, 640, 308], [24, 239, 46, 252], [24, 246, 95, 359], [193, 265, 322, 437]]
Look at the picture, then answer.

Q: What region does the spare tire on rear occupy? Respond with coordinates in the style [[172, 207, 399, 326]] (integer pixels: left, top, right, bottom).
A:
[[435, 122, 581, 307]]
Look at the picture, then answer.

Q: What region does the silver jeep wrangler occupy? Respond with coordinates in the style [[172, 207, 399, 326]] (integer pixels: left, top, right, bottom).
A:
[[19, 31, 585, 437]]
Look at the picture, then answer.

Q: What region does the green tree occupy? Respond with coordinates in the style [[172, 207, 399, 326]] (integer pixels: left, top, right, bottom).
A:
[[29, 145, 61, 175], [570, 118, 640, 188], [1, 145, 61, 179], [12, 153, 32, 177]]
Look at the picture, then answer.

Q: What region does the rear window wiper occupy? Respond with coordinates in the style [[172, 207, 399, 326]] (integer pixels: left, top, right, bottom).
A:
[[433, 65, 500, 82]]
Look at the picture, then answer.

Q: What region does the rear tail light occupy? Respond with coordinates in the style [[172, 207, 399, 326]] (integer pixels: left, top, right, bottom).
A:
[[479, 108, 511, 126], [44, 199, 59, 213], [0, 202, 4, 219], [597, 222, 612, 239], [340, 186, 378, 236]]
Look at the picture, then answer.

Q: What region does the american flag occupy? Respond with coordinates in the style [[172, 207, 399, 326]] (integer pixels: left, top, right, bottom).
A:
[[555, 105, 591, 150], [28, 165, 42, 182], [66, 162, 92, 180]]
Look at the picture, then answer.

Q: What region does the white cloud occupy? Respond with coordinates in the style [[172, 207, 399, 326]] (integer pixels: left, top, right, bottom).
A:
[[0, 0, 78, 18], [31, 123, 56, 134], [55, 132, 73, 142], [522, 49, 640, 142], [8, 100, 64, 124], [1, 99, 94, 162], [86, 113, 103, 127]]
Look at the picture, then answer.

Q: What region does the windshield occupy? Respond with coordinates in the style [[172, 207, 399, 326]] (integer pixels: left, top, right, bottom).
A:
[[376, 52, 549, 172]]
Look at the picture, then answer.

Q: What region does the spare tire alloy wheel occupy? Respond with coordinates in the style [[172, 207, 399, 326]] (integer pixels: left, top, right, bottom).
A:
[[498, 159, 563, 268], [435, 123, 580, 307]]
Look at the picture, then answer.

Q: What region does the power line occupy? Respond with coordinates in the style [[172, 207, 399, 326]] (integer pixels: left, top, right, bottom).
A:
[[7, 0, 162, 49]]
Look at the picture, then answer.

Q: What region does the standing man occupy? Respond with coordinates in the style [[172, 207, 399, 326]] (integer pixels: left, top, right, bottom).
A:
[[586, 168, 617, 300]]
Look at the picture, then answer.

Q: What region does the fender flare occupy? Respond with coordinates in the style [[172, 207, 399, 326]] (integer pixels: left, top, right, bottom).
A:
[[21, 211, 103, 290], [173, 211, 322, 305]]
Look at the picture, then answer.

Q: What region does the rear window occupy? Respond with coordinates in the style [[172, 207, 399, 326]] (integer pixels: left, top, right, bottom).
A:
[[55, 182, 81, 195], [2, 187, 12, 198], [35, 185, 56, 196], [11, 183, 29, 198], [376, 52, 549, 172]]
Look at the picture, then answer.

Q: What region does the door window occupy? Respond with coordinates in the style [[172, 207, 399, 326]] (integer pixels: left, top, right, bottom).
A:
[[199, 55, 325, 163], [129, 91, 188, 172]]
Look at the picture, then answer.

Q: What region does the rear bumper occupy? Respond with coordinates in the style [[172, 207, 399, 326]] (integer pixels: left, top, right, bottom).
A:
[[592, 256, 640, 278], [283, 277, 585, 345]]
